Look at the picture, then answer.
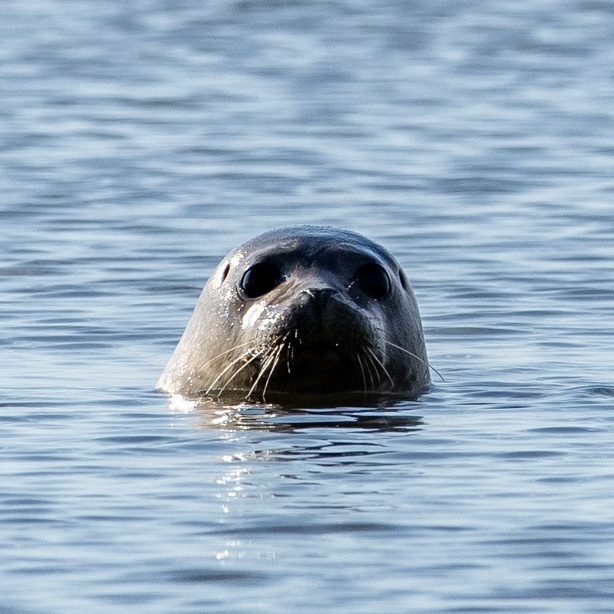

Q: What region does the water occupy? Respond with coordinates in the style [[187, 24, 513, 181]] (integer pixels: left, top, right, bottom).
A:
[[1, 1, 613, 612]]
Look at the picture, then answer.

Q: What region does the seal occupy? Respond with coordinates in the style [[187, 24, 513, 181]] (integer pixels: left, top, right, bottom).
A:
[[157, 225, 430, 401]]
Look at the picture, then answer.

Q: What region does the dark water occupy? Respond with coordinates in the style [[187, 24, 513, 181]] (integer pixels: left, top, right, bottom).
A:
[[2, 1, 614, 612]]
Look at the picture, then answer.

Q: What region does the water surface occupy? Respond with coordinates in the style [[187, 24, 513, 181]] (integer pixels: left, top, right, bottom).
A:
[[2, 1, 613, 612]]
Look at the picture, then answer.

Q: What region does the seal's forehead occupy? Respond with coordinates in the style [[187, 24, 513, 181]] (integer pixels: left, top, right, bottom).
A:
[[229, 225, 395, 265]]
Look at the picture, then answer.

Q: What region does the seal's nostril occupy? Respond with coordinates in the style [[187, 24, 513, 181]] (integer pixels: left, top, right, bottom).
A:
[[301, 288, 337, 305]]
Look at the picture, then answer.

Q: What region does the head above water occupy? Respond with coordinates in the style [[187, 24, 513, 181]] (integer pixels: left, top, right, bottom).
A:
[[157, 225, 430, 402]]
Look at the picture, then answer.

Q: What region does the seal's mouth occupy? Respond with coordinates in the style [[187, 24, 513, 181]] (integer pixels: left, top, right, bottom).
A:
[[255, 336, 368, 395], [290, 342, 346, 370]]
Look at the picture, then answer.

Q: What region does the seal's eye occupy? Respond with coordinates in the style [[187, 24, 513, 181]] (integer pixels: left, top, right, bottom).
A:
[[354, 262, 390, 300], [240, 262, 283, 299]]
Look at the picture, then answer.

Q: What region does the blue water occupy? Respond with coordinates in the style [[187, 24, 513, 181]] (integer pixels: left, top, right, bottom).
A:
[[2, 1, 614, 612]]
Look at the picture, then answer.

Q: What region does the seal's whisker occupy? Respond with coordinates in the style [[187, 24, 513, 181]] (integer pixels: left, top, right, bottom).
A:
[[356, 353, 368, 394], [364, 348, 383, 387], [205, 350, 252, 395], [210, 349, 264, 396], [198, 340, 257, 371], [262, 341, 285, 401], [286, 339, 293, 374], [288, 329, 299, 373], [242, 333, 291, 400], [281, 331, 293, 375], [362, 348, 377, 391], [209, 351, 255, 396], [366, 346, 395, 388], [202, 341, 266, 394], [383, 339, 444, 382], [222, 348, 271, 397], [246, 344, 279, 400]]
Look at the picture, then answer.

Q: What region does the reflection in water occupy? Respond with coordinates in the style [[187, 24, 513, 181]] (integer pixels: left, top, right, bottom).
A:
[[204, 410, 412, 567], [168, 393, 424, 434]]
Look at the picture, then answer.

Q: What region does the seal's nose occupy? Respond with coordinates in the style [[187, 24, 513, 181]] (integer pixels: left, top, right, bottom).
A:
[[288, 284, 343, 336], [300, 287, 337, 306], [294, 287, 340, 325]]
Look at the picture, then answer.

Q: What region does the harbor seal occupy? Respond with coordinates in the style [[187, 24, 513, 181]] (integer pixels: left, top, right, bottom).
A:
[[157, 225, 430, 401]]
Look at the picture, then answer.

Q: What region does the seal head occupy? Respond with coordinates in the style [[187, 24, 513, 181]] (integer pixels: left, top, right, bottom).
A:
[[157, 225, 430, 401]]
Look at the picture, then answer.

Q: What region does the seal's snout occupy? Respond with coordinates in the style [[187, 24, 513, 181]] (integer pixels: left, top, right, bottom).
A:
[[300, 287, 338, 306], [283, 285, 365, 352], [294, 286, 344, 325]]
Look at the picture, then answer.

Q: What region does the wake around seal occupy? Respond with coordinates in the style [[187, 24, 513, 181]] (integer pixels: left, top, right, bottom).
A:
[[157, 225, 430, 402]]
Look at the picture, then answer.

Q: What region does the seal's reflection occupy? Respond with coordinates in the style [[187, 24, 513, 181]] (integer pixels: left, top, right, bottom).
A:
[[166, 396, 424, 567], [169, 393, 424, 436]]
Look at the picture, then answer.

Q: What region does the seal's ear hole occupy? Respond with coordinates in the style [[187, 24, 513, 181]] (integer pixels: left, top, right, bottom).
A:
[[219, 262, 230, 285], [240, 262, 283, 299], [399, 269, 408, 291], [354, 262, 391, 300]]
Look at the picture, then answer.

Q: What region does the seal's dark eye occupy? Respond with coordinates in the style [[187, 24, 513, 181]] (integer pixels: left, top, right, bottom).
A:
[[240, 262, 283, 299], [354, 262, 390, 300]]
